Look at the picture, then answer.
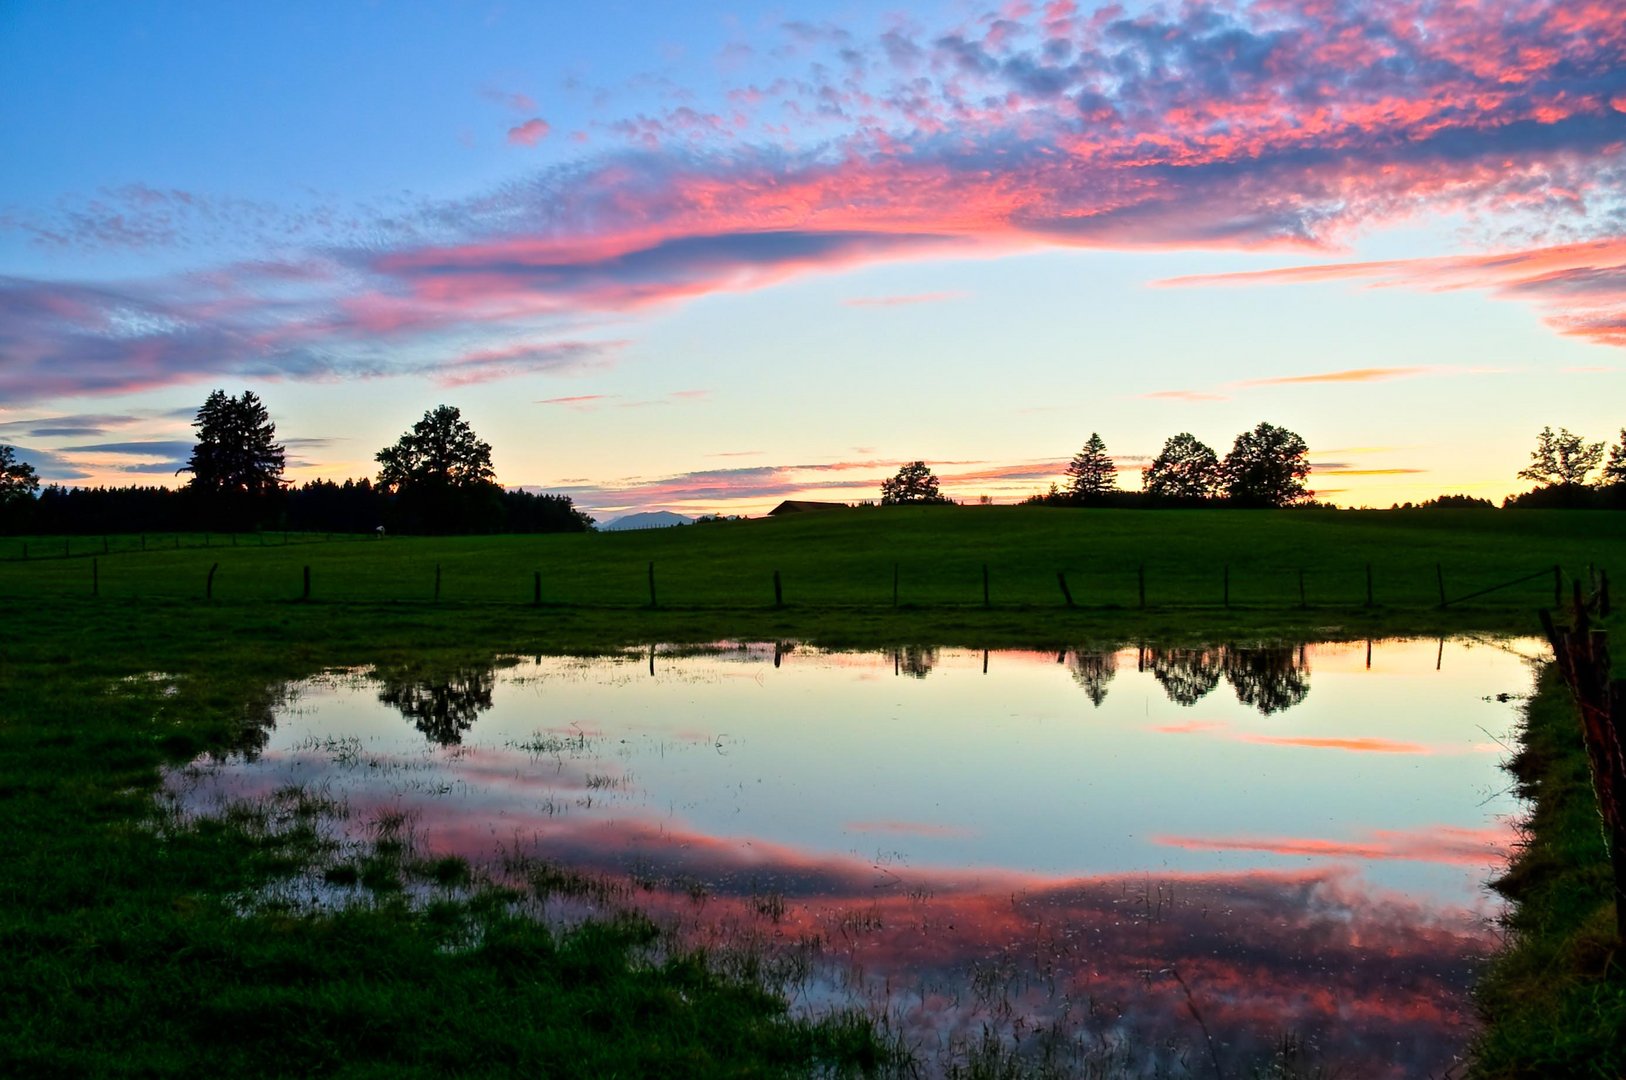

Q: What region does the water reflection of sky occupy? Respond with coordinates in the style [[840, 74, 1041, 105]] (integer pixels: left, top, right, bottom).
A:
[[170, 637, 1541, 1078]]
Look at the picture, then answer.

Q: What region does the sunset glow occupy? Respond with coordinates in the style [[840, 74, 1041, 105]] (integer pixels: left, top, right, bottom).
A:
[[3, 1, 1623, 514]]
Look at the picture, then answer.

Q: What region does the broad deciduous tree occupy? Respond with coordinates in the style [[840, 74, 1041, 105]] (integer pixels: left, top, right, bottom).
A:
[[881, 461, 949, 505], [376, 405, 501, 532], [377, 405, 496, 492], [1222, 422, 1312, 508], [1517, 426, 1604, 488], [1596, 428, 1625, 487], [1065, 433, 1118, 503], [1142, 433, 1221, 503]]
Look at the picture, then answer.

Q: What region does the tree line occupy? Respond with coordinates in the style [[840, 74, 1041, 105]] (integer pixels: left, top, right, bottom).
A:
[[2, 397, 1623, 533], [0, 392, 593, 535], [881, 422, 1317, 508], [878, 422, 1626, 510]]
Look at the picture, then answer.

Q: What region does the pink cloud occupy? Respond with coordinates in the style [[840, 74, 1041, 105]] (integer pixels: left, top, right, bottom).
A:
[[507, 118, 551, 146], [537, 394, 617, 408], [1143, 389, 1230, 402], [9, 0, 1626, 403], [1161, 239, 1626, 349], [1154, 824, 1513, 866], [1240, 367, 1430, 387]]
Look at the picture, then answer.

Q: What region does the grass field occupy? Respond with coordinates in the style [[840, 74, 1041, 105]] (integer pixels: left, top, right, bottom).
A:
[[1472, 668, 1626, 1077], [1, 507, 1620, 1076], [3, 507, 1621, 640]]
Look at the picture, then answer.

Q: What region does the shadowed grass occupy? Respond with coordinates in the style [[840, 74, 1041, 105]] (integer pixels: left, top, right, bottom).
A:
[[1, 507, 1621, 1075], [1471, 665, 1626, 1078]]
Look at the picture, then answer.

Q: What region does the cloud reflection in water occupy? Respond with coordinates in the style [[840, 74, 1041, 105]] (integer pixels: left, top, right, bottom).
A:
[[166, 640, 1532, 1077]]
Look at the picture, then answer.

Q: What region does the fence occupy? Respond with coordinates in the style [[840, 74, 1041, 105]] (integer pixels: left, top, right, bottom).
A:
[[0, 538, 1592, 614], [1540, 571, 1623, 941]]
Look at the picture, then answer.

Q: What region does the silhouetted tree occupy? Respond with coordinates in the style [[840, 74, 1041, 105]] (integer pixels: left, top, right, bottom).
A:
[[1064, 433, 1118, 503], [1223, 646, 1310, 715], [178, 389, 286, 529], [1143, 433, 1221, 504], [375, 664, 497, 746], [881, 461, 950, 505], [1518, 426, 1603, 488], [896, 645, 939, 678], [1067, 649, 1117, 706], [1597, 428, 1625, 486], [1222, 422, 1312, 508], [376, 405, 502, 532], [1149, 648, 1223, 706], [1, 445, 40, 509]]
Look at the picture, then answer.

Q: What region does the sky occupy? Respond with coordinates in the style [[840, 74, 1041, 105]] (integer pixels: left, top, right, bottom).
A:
[[2, 0, 1623, 517]]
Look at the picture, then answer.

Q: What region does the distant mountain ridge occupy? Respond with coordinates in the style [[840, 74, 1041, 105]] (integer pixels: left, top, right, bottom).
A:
[[601, 510, 696, 531]]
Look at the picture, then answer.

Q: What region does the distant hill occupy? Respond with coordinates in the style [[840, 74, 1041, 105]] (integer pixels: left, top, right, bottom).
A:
[[601, 510, 696, 531]]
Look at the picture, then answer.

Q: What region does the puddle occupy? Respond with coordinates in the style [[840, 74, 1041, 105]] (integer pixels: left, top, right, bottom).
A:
[[166, 637, 1540, 1077]]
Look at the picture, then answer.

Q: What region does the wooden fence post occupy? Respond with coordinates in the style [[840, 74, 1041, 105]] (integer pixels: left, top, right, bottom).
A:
[[207, 562, 219, 600], [773, 570, 783, 608], [1057, 571, 1075, 608]]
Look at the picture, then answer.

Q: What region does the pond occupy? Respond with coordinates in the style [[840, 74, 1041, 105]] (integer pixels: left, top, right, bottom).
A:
[[167, 637, 1540, 1077]]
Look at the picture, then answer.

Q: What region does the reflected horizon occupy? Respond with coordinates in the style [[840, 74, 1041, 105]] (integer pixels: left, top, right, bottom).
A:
[[167, 637, 1539, 1077]]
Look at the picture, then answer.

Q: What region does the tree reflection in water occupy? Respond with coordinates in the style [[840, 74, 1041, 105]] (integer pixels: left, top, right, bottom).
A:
[[1147, 647, 1223, 707], [1129, 645, 1310, 715], [1223, 645, 1311, 715], [1065, 650, 1117, 706], [374, 664, 497, 745], [895, 646, 939, 679]]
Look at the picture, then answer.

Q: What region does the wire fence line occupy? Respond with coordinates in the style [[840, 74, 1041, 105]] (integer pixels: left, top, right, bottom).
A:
[[1, 544, 1595, 613]]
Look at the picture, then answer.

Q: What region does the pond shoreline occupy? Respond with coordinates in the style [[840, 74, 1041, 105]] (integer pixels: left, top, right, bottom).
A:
[[0, 595, 1612, 1076], [1471, 666, 1626, 1076]]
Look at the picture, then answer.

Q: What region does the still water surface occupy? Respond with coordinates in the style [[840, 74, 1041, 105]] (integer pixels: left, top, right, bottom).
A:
[[171, 638, 1540, 1077]]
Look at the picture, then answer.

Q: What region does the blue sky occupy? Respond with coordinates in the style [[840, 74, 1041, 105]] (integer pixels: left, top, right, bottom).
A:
[[3, 0, 1623, 514]]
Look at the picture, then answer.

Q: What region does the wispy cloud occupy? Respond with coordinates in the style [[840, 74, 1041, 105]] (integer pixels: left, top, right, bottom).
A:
[[1161, 238, 1626, 349], [1240, 368, 1430, 387], [1154, 825, 1510, 866], [5, 0, 1625, 401], [1153, 717, 1431, 754], [1145, 365, 1490, 402]]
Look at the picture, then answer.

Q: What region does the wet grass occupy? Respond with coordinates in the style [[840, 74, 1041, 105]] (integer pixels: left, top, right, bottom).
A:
[[1471, 665, 1626, 1078], [0, 604, 899, 1078], [2, 507, 1620, 1075], [2, 507, 1620, 635]]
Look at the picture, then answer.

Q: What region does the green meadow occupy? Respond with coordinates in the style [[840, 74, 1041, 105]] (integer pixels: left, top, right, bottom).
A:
[[1, 506, 1621, 1076]]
